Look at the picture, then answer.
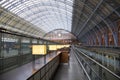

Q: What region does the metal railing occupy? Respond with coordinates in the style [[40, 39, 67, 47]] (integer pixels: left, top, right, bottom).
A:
[[76, 48, 120, 79], [72, 48, 91, 80], [72, 46, 120, 80]]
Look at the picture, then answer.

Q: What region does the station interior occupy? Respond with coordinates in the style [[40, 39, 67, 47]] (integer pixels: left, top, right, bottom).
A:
[[0, 0, 120, 80]]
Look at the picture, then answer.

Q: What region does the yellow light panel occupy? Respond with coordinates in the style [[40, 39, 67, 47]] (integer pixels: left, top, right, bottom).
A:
[[32, 45, 47, 55], [57, 45, 64, 49], [49, 45, 57, 50], [64, 45, 70, 47]]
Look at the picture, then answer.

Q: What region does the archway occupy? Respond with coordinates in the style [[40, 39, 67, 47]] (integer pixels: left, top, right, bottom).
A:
[[43, 29, 77, 44]]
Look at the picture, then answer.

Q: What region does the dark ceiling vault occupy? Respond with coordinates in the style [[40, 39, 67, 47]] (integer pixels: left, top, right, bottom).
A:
[[72, 0, 120, 43]]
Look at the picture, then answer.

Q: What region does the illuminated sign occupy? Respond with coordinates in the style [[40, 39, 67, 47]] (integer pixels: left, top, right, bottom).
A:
[[57, 45, 64, 49], [49, 45, 57, 50], [64, 45, 70, 47], [48, 45, 70, 51], [32, 45, 46, 55]]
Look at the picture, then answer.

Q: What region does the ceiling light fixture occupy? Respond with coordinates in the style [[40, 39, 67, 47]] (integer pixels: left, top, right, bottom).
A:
[[58, 33, 62, 37]]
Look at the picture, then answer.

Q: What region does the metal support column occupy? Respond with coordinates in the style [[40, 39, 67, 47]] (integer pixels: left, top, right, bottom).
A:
[[18, 37, 22, 66], [113, 56, 116, 71], [0, 31, 3, 73], [104, 33, 108, 47], [112, 31, 118, 47]]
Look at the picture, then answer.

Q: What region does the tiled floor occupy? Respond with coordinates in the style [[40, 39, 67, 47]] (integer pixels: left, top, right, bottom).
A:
[[53, 53, 86, 80]]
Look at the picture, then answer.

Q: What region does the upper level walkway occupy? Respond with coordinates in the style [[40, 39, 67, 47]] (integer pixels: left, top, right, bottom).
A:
[[0, 52, 60, 80], [0, 46, 120, 80], [53, 50, 86, 80]]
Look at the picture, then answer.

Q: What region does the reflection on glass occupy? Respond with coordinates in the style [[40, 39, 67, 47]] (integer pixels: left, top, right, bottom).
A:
[[2, 33, 19, 57], [21, 38, 31, 54]]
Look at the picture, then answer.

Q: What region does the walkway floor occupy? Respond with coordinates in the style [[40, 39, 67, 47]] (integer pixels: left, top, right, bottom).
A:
[[0, 52, 59, 80], [53, 52, 86, 80]]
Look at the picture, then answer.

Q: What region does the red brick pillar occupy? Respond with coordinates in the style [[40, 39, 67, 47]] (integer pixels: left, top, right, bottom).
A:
[[108, 30, 114, 46], [101, 35, 105, 46], [96, 37, 99, 45]]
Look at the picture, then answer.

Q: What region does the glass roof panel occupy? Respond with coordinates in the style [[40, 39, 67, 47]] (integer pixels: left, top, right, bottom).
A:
[[24, 11, 72, 21], [0, 0, 73, 33]]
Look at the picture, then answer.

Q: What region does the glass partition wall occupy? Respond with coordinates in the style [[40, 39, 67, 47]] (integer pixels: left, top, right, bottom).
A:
[[0, 30, 54, 74]]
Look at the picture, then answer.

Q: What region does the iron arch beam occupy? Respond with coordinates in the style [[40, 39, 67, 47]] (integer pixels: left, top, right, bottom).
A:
[[24, 9, 72, 21], [30, 14, 72, 26], [76, 0, 104, 36], [18, 6, 75, 21], [29, 12, 72, 23], [3, 0, 89, 22], [23, 6, 102, 39], [19, 7, 91, 30], [6, 0, 73, 14], [0, 0, 95, 33], [73, 0, 120, 33], [77, 12, 116, 40], [0, 0, 119, 42], [43, 28, 77, 40], [74, 0, 119, 36]]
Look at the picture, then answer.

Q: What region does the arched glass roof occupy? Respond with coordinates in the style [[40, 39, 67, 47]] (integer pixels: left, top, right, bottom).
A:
[[0, 0, 73, 33], [44, 29, 76, 40], [0, 0, 120, 42]]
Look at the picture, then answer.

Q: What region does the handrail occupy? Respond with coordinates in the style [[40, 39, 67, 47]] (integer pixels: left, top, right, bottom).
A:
[[75, 47, 120, 79], [27, 53, 60, 79], [75, 50, 102, 80], [72, 48, 91, 80]]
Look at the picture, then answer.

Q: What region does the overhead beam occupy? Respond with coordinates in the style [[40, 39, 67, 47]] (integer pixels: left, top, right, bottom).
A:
[[76, 0, 103, 37]]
